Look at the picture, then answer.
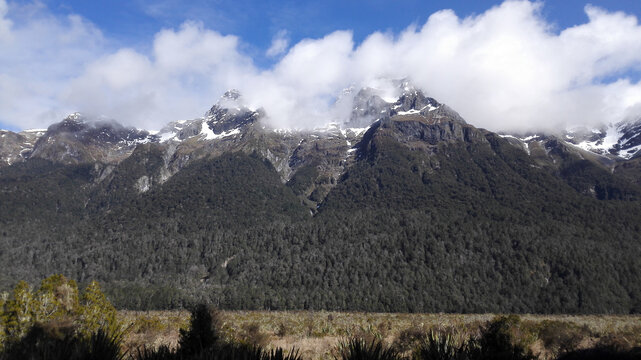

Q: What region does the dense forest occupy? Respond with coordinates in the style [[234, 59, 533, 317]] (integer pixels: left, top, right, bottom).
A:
[[2, 122, 641, 313]]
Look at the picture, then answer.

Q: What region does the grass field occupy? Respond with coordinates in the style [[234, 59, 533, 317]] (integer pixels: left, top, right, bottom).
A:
[[117, 311, 641, 360]]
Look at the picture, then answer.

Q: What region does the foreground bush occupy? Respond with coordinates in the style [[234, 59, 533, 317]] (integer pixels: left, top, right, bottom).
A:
[[409, 323, 535, 360], [412, 332, 465, 360], [0, 325, 125, 360], [337, 338, 401, 360]]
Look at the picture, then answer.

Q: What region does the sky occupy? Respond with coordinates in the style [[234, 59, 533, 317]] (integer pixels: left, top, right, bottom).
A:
[[0, 0, 640, 133]]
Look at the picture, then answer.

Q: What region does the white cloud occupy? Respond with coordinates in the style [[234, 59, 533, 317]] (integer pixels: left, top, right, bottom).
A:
[[0, 0, 641, 134], [266, 29, 289, 57], [62, 22, 253, 129], [0, 0, 106, 129]]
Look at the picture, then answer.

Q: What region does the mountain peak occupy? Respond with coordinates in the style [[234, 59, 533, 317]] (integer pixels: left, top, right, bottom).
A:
[[203, 89, 260, 135], [344, 79, 464, 128], [222, 89, 242, 101]]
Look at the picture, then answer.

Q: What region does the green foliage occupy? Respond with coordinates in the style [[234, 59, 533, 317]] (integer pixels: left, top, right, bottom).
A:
[[0, 276, 119, 348], [78, 280, 120, 336], [34, 274, 79, 322], [287, 164, 319, 196], [1, 281, 35, 341]]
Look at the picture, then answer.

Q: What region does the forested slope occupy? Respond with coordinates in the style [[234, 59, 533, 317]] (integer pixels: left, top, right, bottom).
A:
[[1, 116, 641, 313]]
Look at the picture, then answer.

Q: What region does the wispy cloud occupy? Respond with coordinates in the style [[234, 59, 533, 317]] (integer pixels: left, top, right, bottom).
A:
[[266, 29, 289, 57], [0, 0, 640, 133]]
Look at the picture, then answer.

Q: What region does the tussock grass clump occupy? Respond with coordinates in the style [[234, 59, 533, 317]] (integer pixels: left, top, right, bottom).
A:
[[412, 332, 464, 360], [336, 338, 401, 360]]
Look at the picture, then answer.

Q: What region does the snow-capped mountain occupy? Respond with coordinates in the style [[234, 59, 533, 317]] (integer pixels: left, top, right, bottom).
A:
[[2, 80, 641, 201], [344, 80, 466, 128], [4, 81, 641, 314], [156, 90, 260, 143], [562, 119, 641, 159], [0, 128, 45, 166], [500, 117, 641, 164], [21, 113, 156, 165]]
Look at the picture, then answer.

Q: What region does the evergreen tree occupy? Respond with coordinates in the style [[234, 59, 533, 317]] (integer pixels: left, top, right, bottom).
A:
[[77, 281, 120, 337], [1, 281, 35, 341]]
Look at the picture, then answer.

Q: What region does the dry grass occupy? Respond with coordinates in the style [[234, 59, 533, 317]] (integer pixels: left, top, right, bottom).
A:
[[116, 311, 641, 360]]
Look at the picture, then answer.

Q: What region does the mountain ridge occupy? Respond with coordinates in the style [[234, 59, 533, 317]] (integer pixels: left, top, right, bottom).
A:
[[2, 83, 641, 313]]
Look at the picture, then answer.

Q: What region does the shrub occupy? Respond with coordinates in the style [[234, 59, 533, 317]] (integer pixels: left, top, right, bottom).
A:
[[412, 332, 464, 360], [337, 338, 401, 360], [394, 325, 427, 354], [1, 281, 35, 342], [177, 304, 222, 357], [78, 280, 121, 337], [241, 322, 269, 347], [131, 315, 167, 335], [133, 345, 175, 360], [276, 322, 289, 337], [536, 320, 590, 356], [0, 275, 120, 345], [471, 315, 535, 360]]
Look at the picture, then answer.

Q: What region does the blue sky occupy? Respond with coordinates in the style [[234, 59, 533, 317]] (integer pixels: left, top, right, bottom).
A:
[[1, 0, 641, 132]]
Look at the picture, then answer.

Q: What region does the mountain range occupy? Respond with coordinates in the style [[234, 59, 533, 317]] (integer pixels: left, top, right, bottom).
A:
[[1, 81, 641, 313]]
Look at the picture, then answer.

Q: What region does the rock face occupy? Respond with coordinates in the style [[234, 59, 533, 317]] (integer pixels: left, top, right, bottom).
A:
[[345, 80, 466, 129], [0, 128, 47, 166], [614, 118, 641, 158], [204, 90, 261, 134], [14, 113, 157, 165]]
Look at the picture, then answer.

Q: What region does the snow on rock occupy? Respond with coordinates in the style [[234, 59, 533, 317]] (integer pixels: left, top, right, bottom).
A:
[[200, 121, 241, 140]]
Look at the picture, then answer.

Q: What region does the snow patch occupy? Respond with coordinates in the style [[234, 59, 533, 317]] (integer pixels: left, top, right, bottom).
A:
[[397, 109, 420, 115], [623, 143, 641, 158], [159, 131, 178, 142], [272, 128, 293, 134], [341, 126, 370, 137], [396, 104, 437, 115], [575, 122, 620, 156], [200, 122, 241, 140], [135, 176, 151, 193]]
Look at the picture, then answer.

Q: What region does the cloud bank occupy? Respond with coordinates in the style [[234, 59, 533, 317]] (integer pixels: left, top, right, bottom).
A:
[[0, 0, 640, 133]]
